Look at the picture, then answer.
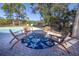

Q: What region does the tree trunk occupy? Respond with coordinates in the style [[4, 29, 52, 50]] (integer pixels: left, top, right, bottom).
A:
[[19, 20, 20, 26], [72, 8, 79, 37], [12, 20, 15, 26]]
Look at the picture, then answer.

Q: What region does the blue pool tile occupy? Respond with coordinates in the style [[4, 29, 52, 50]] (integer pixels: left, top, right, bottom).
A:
[[21, 31, 55, 49]]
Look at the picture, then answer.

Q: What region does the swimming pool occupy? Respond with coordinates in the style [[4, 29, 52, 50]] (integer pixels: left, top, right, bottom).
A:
[[0, 27, 43, 33], [0, 27, 23, 33]]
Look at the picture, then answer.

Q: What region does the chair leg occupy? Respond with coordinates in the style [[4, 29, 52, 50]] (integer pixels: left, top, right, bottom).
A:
[[53, 40, 71, 54], [9, 34, 19, 44], [9, 35, 19, 44], [9, 37, 16, 44], [64, 41, 73, 45], [58, 43, 71, 54], [10, 40, 19, 49]]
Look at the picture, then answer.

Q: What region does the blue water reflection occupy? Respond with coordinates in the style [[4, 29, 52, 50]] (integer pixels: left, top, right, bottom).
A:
[[21, 30, 55, 49]]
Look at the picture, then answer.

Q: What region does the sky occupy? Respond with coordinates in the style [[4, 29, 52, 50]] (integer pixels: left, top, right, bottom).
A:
[[0, 3, 78, 21]]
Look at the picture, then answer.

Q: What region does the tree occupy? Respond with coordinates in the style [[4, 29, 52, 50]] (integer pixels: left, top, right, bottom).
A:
[[31, 3, 69, 31], [72, 4, 79, 37], [1, 3, 26, 26], [15, 3, 26, 25]]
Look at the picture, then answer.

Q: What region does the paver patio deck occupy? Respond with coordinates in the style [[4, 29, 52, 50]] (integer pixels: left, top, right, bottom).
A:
[[0, 27, 79, 56]]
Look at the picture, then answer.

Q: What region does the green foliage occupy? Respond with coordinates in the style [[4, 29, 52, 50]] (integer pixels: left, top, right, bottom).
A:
[[31, 3, 76, 32], [0, 19, 12, 25], [1, 3, 26, 25], [0, 17, 37, 26], [20, 20, 27, 25], [0, 3, 77, 34]]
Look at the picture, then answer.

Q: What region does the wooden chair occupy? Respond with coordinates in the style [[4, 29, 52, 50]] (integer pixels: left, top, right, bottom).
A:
[[23, 25, 33, 34], [9, 29, 27, 49], [49, 32, 79, 54]]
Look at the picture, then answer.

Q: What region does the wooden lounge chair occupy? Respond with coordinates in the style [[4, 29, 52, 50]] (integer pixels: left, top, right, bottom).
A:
[[50, 32, 71, 53], [9, 25, 33, 49], [9, 29, 28, 49], [43, 26, 79, 54], [43, 26, 70, 53], [23, 24, 33, 33], [49, 31, 79, 54]]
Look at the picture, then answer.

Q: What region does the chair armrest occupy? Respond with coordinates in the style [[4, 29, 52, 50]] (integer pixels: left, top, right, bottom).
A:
[[50, 34, 61, 38]]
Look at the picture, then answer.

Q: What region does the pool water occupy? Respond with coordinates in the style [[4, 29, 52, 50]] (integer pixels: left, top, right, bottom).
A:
[[0, 27, 23, 33], [21, 30, 55, 49]]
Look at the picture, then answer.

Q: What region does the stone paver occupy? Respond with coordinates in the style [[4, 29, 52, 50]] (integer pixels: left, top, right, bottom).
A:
[[0, 33, 79, 56]]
